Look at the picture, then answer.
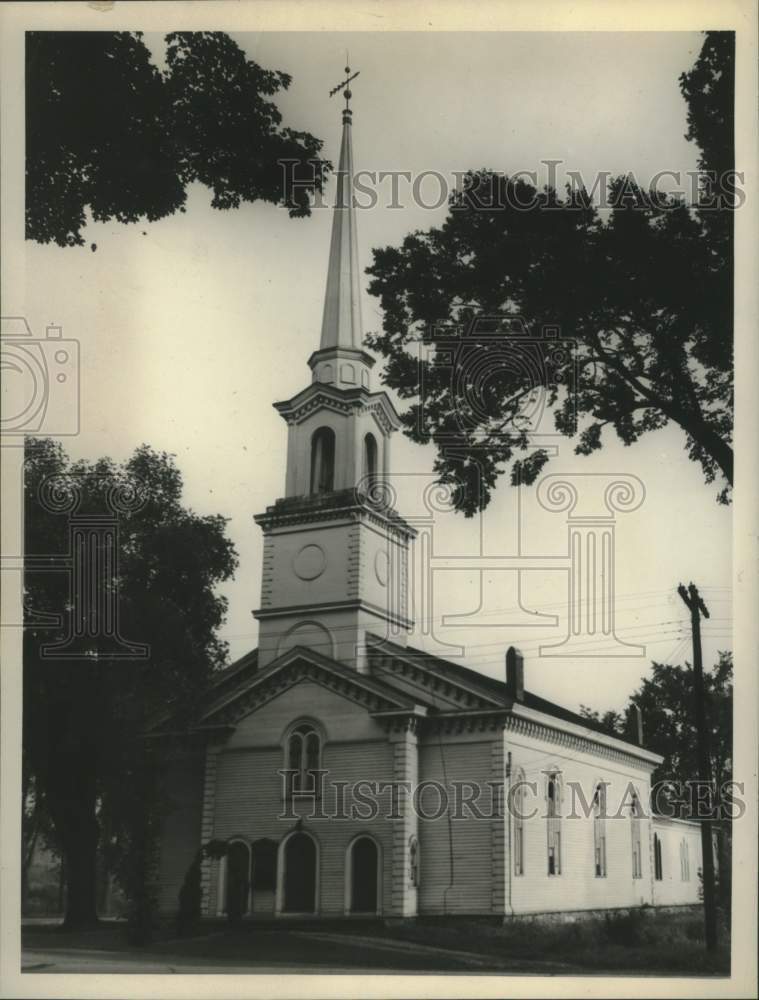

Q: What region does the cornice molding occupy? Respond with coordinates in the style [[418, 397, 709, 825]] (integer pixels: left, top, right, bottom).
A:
[[254, 490, 416, 541], [200, 651, 413, 729], [252, 597, 414, 631], [505, 710, 661, 771], [273, 383, 400, 435]]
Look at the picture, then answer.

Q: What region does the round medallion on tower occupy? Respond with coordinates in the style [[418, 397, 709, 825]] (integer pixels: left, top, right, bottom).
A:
[[293, 543, 327, 581]]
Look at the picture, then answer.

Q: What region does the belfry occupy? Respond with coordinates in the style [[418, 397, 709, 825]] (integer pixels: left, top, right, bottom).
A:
[[253, 68, 415, 672]]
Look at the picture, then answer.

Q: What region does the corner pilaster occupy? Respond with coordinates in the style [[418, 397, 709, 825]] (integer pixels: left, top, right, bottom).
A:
[[199, 744, 221, 915], [388, 717, 419, 918]]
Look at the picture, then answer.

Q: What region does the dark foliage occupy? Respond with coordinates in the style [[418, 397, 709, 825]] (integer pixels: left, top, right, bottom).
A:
[[364, 32, 734, 514], [23, 438, 238, 928], [26, 31, 330, 246]]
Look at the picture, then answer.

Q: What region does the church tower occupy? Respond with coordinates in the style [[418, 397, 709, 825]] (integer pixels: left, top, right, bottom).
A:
[[253, 69, 415, 673]]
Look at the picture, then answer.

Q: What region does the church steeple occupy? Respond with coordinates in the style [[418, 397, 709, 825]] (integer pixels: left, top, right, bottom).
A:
[[253, 67, 415, 673], [320, 73, 362, 352], [308, 65, 374, 392]]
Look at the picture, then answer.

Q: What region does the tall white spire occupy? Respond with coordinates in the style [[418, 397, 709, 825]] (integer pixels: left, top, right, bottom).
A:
[[319, 79, 362, 351]]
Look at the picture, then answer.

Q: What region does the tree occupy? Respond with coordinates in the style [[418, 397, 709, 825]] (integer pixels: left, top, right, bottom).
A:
[[580, 652, 733, 798], [580, 651, 733, 912], [364, 32, 734, 514], [23, 438, 238, 928], [26, 31, 330, 247]]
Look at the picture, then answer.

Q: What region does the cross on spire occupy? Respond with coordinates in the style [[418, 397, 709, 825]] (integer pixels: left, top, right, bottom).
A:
[[319, 61, 362, 351], [329, 63, 360, 114]]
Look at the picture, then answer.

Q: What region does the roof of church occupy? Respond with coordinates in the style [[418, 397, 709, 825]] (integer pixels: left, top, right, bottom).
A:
[[207, 636, 642, 750], [367, 636, 624, 740]]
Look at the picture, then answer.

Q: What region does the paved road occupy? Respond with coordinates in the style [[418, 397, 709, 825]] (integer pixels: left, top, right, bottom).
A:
[[21, 928, 522, 974]]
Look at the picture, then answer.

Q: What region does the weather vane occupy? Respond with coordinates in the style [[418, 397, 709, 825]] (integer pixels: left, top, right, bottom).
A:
[[329, 59, 360, 110]]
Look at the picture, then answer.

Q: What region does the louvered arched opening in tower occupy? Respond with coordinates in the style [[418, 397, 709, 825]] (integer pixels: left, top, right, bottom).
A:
[[310, 426, 336, 494], [362, 432, 378, 492]]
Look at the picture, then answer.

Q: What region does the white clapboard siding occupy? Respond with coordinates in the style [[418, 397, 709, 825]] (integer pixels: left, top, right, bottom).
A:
[[224, 679, 388, 749], [207, 678, 396, 917], [507, 732, 654, 914], [651, 817, 704, 906], [418, 739, 497, 915]]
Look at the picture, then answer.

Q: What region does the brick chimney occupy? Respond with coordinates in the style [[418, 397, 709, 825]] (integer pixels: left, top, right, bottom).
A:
[[506, 646, 524, 702]]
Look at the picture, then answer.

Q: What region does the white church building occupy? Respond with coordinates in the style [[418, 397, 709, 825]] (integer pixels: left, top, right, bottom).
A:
[[153, 80, 704, 922]]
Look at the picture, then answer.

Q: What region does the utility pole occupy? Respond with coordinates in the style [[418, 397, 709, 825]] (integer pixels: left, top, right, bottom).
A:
[[678, 582, 718, 952]]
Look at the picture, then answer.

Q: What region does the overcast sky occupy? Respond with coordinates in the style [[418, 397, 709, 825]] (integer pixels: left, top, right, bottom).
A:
[[18, 31, 732, 714]]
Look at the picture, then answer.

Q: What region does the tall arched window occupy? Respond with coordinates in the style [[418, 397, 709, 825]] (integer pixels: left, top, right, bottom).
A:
[[409, 835, 419, 888], [310, 427, 335, 494], [653, 832, 663, 881], [362, 433, 378, 491], [546, 771, 562, 875], [593, 782, 607, 877], [630, 789, 643, 879], [513, 768, 526, 876], [286, 722, 322, 794], [680, 838, 690, 881]]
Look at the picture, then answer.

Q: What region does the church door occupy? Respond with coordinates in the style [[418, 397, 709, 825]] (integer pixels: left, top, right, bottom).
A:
[[226, 841, 250, 921], [350, 837, 378, 914], [283, 832, 317, 913], [250, 838, 277, 915]]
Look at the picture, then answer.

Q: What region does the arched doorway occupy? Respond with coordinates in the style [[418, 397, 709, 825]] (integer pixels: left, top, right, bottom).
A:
[[283, 832, 317, 913], [349, 836, 379, 914], [225, 840, 250, 921], [251, 838, 277, 915]]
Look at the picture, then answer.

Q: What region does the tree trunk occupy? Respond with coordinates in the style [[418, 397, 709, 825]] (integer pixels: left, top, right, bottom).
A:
[[60, 823, 99, 927], [46, 741, 100, 928]]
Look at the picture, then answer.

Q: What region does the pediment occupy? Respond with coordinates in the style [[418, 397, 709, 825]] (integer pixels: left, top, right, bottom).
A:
[[199, 645, 416, 730]]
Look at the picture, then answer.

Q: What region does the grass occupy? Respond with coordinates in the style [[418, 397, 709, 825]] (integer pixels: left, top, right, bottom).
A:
[[22, 907, 730, 976], [369, 907, 731, 975]]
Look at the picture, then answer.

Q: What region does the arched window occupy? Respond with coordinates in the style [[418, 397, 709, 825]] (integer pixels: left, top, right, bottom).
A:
[[546, 771, 562, 875], [286, 722, 322, 794], [409, 835, 419, 888], [653, 832, 663, 881], [593, 782, 607, 877], [680, 838, 690, 881], [362, 433, 378, 491], [310, 427, 335, 494], [513, 768, 526, 876], [630, 789, 643, 879]]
